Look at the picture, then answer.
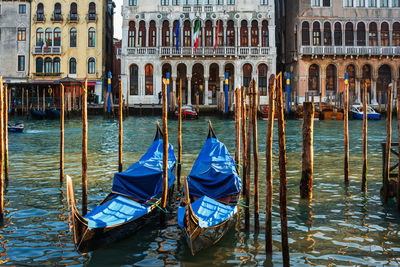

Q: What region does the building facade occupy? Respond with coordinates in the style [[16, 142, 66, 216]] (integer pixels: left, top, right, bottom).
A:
[[28, 0, 114, 102], [121, 0, 276, 106], [286, 0, 400, 105], [0, 0, 31, 85]]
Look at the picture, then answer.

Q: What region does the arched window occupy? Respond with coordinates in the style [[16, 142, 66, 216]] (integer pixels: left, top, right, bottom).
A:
[[381, 22, 389, 46], [345, 22, 354, 46], [130, 64, 139, 95], [53, 3, 61, 21], [324, 22, 331, 46], [393, 22, 400, 46], [227, 20, 235, 47], [346, 64, 356, 97], [251, 20, 259, 47], [183, 20, 191, 47], [88, 27, 95, 47], [334, 22, 342, 46], [36, 28, 44, 46], [70, 3, 77, 21], [138, 21, 146, 47], [262, 20, 269, 47], [70, 27, 77, 47], [37, 3, 44, 21], [162, 20, 169, 47], [362, 64, 372, 103], [243, 63, 252, 88], [128, 21, 136, 47], [88, 2, 96, 21], [205, 20, 213, 47], [377, 64, 392, 103], [53, 57, 60, 73], [302, 21, 310, 46], [88, 57, 96, 74], [44, 57, 52, 73], [308, 64, 319, 92], [258, 64, 268, 96], [145, 64, 154, 95], [357, 22, 366, 46], [217, 20, 224, 46], [149, 20, 156, 47], [369, 22, 377, 46], [45, 27, 52, 47], [69, 58, 77, 74], [36, 57, 43, 73], [241, 20, 248, 46], [54, 27, 61, 46], [326, 64, 337, 93], [313, 21, 321, 46]]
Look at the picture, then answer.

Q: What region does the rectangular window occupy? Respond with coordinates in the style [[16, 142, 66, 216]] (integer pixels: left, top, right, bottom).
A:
[[344, 0, 354, 6], [17, 28, 26, 41], [356, 0, 365, 6], [19, 4, 26, 14], [161, 0, 169, 5], [18, 56, 25, 71], [394, 0, 400, 6], [227, 0, 235, 4], [323, 0, 330, 6], [380, 0, 388, 6], [129, 0, 137, 6], [173, 0, 180, 4], [216, 0, 223, 4], [312, 0, 320, 6], [369, 0, 377, 6], [260, 0, 268, 4]]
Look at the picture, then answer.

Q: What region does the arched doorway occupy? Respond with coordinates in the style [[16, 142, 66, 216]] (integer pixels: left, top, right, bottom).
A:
[[308, 64, 319, 93], [361, 64, 372, 103], [377, 64, 392, 104], [326, 64, 337, 96], [177, 63, 187, 104], [225, 63, 235, 91], [346, 64, 356, 100], [209, 63, 219, 105], [192, 63, 204, 105], [162, 63, 172, 93], [243, 63, 252, 89], [258, 64, 268, 96]]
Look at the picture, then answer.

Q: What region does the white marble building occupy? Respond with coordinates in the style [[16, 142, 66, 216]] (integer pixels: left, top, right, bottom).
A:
[[120, 0, 276, 106]]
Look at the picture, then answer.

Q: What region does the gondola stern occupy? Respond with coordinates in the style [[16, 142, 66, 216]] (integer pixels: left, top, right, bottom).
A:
[[154, 121, 163, 140], [207, 120, 217, 139]]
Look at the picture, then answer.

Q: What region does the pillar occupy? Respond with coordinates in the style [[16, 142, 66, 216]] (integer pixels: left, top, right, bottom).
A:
[[258, 24, 262, 47], [145, 21, 149, 47], [235, 25, 239, 48], [202, 22, 205, 48], [372, 78, 377, 104], [204, 77, 209, 105], [248, 24, 251, 47], [268, 25, 275, 48], [172, 76, 177, 92], [223, 21, 227, 46], [169, 25, 173, 47], [187, 76, 192, 105], [220, 76, 224, 93], [356, 77, 361, 103]]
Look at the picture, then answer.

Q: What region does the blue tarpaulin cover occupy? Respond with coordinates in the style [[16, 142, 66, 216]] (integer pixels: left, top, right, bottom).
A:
[[85, 195, 151, 229], [177, 196, 237, 228], [112, 139, 176, 200], [186, 138, 241, 199]]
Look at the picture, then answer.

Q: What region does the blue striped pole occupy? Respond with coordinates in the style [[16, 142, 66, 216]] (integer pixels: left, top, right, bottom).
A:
[[107, 71, 112, 113], [167, 72, 170, 112], [225, 72, 229, 114], [286, 72, 290, 115]]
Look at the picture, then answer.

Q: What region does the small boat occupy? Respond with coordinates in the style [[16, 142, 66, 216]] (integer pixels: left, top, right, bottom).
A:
[[30, 109, 46, 120], [174, 105, 198, 119], [261, 105, 278, 120], [352, 104, 380, 120], [8, 122, 24, 133], [66, 124, 176, 253], [319, 103, 344, 120], [296, 105, 321, 120], [45, 108, 61, 119], [178, 122, 241, 255]]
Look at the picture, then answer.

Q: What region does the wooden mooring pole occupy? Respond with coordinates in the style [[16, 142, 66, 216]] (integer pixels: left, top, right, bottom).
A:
[[235, 88, 241, 168], [118, 81, 123, 173], [397, 84, 400, 211], [60, 84, 65, 182], [0, 77, 4, 221], [344, 73, 350, 185], [43, 88, 45, 111], [241, 86, 247, 198], [300, 102, 314, 200], [362, 82, 368, 192], [245, 81, 252, 230], [252, 79, 260, 231], [265, 74, 275, 256], [4, 84, 8, 181], [383, 83, 393, 204], [161, 79, 169, 224], [82, 80, 88, 216], [276, 73, 290, 266], [177, 79, 182, 190]]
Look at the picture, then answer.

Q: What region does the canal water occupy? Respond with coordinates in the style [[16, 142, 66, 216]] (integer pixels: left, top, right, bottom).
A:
[[1, 116, 400, 266]]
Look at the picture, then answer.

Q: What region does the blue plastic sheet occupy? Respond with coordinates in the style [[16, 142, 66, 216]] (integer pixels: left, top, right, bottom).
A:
[[186, 138, 241, 199], [178, 196, 237, 228], [85, 195, 151, 229], [112, 139, 176, 200]]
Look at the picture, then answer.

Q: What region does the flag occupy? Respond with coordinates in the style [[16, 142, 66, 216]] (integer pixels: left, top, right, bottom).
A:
[[193, 18, 200, 52], [174, 20, 180, 51], [40, 39, 45, 54], [214, 20, 220, 52], [43, 39, 48, 52]]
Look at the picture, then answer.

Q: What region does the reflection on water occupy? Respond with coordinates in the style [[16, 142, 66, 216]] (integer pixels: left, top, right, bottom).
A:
[[0, 116, 399, 265]]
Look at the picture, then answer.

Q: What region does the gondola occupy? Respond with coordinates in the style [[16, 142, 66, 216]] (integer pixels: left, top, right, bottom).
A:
[[66, 123, 176, 253], [8, 122, 24, 133], [178, 122, 242, 255], [174, 105, 199, 120], [30, 109, 46, 120], [45, 108, 61, 119]]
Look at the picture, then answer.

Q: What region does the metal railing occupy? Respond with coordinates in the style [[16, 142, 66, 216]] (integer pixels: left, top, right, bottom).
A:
[[300, 45, 400, 56], [33, 46, 62, 55]]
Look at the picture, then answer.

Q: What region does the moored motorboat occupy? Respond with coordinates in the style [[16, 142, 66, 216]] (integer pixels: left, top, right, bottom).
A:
[[178, 122, 241, 255], [66, 124, 176, 253], [352, 104, 380, 120], [261, 105, 278, 120], [8, 122, 24, 133], [174, 105, 198, 119], [319, 103, 344, 120]]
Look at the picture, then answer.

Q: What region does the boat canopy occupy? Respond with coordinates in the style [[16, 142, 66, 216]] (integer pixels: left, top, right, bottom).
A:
[[112, 138, 176, 200], [186, 137, 241, 199]]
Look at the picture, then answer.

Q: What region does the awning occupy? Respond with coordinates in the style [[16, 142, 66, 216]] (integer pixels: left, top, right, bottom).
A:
[[87, 81, 96, 86]]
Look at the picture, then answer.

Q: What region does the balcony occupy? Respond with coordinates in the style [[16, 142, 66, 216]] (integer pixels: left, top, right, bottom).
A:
[[87, 13, 97, 22], [33, 46, 62, 55], [51, 13, 63, 22], [33, 72, 62, 77], [127, 47, 158, 55], [34, 13, 45, 23], [68, 13, 78, 23], [299, 45, 400, 57]]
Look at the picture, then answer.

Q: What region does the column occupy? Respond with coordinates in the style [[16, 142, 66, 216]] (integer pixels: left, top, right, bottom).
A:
[[258, 24, 262, 47], [172, 76, 177, 92], [235, 25, 239, 47], [378, 27, 381, 47], [202, 22, 205, 49], [372, 78, 377, 104], [204, 77, 209, 105], [268, 25, 275, 48], [321, 29, 324, 46], [223, 21, 227, 46], [354, 28, 357, 46], [248, 24, 251, 47], [220, 76, 224, 92], [366, 27, 369, 46], [169, 25, 173, 47], [180, 21, 184, 54], [145, 21, 149, 47], [135, 26, 139, 47], [356, 77, 361, 103], [187, 77, 192, 105], [157, 25, 161, 48], [389, 27, 393, 46]]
